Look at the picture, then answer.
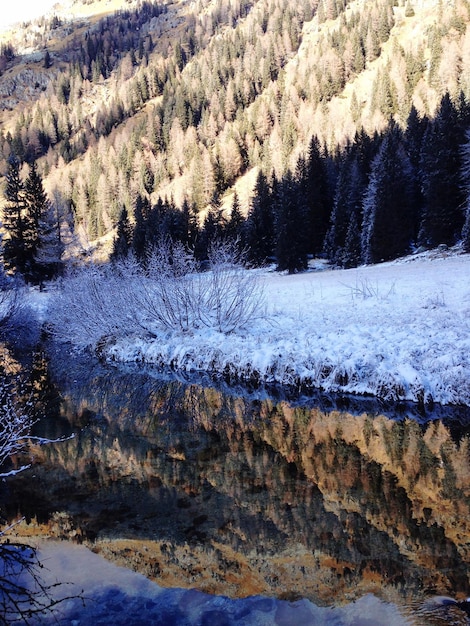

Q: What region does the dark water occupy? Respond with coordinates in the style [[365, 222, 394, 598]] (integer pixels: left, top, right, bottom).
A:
[[3, 348, 470, 623]]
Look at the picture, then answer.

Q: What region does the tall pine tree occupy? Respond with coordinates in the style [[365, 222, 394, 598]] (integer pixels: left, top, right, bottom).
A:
[[24, 161, 51, 280], [226, 191, 245, 248], [132, 194, 151, 261], [34, 200, 65, 281], [2, 154, 30, 276], [342, 211, 362, 268], [418, 93, 465, 247], [304, 135, 331, 255], [196, 193, 226, 261], [275, 170, 308, 273], [324, 132, 373, 266], [362, 123, 414, 264], [461, 128, 470, 252], [111, 207, 132, 261], [403, 105, 428, 243], [245, 170, 274, 266]]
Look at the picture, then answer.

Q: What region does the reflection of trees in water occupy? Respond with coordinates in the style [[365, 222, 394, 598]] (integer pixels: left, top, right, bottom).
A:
[[0, 343, 81, 623], [7, 352, 470, 603]]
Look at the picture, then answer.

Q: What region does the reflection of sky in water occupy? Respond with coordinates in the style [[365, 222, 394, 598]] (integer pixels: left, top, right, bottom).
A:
[[14, 542, 469, 625], [0, 1, 58, 31]]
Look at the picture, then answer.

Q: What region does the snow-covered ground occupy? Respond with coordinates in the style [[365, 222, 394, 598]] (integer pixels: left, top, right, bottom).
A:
[[105, 249, 470, 407]]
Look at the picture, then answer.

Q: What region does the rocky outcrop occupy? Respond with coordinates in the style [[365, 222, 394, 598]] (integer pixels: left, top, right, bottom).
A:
[[0, 66, 54, 108]]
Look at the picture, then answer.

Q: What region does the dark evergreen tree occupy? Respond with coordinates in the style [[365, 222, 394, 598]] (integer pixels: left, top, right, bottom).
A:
[[2, 154, 30, 276], [160, 199, 192, 244], [304, 135, 332, 256], [324, 133, 373, 266], [404, 105, 428, 242], [362, 123, 414, 264], [226, 191, 245, 245], [196, 193, 226, 260], [323, 151, 352, 265], [111, 207, 132, 261], [132, 194, 151, 260], [342, 211, 362, 268], [418, 93, 466, 248], [274, 170, 308, 273], [142, 166, 155, 196], [35, 202, 64, 282], [457, 90, 470, 129], [180, 198, 198, 250], [145, 197, 166, 249], [43, 50, 52, 69], [174, 41, 187, 72], [245, 170, 274, 266], [24, 162, 49, 265], [461, 127, 470, 252]]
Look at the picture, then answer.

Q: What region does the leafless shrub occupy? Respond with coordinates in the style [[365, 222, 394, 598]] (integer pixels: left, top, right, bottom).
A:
[[197, 239, 265, 333], [138, 237, 265, 334], [48, 262, 140, 347], [136, 238, 199, 333], [0, 274, 30, 341], [342, 276, 396, 301], [49, 238, 266, 344]]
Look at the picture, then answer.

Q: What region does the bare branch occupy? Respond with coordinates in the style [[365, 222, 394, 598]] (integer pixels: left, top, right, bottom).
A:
[[0, 377, 79, 623]]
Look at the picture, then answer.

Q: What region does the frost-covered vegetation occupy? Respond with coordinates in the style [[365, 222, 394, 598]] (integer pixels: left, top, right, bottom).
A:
[[49, 238, 265, 345], [48, 247, 470, 408], [0, 261, 38, 346]]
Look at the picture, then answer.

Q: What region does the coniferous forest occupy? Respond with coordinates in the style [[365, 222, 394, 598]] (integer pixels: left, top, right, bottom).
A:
[[2, 4, 470, 623], [1, 0, 470, 283]]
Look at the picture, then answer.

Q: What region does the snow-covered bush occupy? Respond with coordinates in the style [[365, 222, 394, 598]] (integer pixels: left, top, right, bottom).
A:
[[0, 272, 29, 337], [134, 238, 199, 333], [197, 239, 265, 333], [0, 268, 39, 346], [48, 261, 141, 348], [0, 273, 20, 330], [133, 237, 265, 334], [48, 239, 266, 349]]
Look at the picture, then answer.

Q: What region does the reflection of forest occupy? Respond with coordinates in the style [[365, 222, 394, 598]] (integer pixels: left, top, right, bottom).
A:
[[4, 356, 470, 606]]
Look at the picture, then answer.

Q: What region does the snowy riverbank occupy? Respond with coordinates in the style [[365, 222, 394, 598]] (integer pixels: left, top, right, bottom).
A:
[[102, 249, 470, 408]]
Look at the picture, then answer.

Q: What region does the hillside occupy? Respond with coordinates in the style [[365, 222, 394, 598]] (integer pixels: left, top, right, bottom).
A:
[[0, 0, 469, 261]]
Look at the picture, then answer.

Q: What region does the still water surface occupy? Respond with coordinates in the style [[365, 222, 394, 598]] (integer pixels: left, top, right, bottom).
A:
[[5, 351, 470, 623]]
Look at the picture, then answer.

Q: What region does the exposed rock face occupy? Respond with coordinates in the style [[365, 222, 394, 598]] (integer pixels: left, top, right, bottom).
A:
[[0, 67, 53, 108]]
